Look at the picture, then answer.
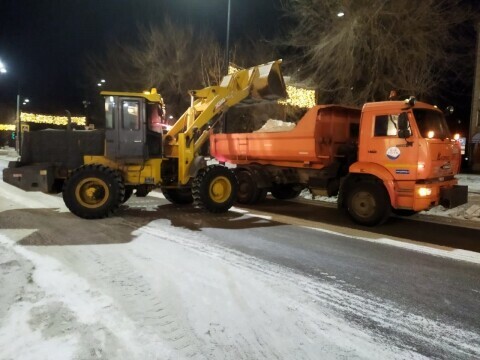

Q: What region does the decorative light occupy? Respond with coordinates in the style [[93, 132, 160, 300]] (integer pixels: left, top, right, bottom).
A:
[[20, 112, 86, 126], [279, 85, 316, 109], [0, 124, 16, 131]]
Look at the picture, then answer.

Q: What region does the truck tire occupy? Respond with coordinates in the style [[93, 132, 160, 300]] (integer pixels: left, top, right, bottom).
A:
[[192, 165, 238, 213], [161, 187, 194, 205], [346, 181, 390, 226], [270, 184, 301, 200], [62, 164, 125, 219], [236, 170, 262, 204]]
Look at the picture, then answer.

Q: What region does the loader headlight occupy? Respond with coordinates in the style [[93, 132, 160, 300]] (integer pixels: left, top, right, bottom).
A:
[[418, 187, 432, 197]]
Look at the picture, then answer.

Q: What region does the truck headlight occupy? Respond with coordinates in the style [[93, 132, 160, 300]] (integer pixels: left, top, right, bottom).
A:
[[418, 187, 432, 197]]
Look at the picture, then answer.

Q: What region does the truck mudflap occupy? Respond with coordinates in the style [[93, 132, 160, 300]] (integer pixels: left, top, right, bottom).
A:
[[2, 162, 57, 193], [440, 185, 468, 209]]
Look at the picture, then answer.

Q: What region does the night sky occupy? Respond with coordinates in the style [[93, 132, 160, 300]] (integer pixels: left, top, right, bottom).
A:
[[0, 0, 282, 115]]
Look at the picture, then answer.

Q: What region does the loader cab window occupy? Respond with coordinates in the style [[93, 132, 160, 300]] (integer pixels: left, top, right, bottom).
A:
[[374, 114, 409, 137], [105, 96, 116, 129], [147, 103, 165, 133], [122, 101, 140, 130]]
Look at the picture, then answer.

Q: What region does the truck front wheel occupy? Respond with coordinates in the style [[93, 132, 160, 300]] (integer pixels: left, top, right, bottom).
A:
[[346, 182, 390, 226], [192, 165, 238, 213], [63, 164, 125, 219]]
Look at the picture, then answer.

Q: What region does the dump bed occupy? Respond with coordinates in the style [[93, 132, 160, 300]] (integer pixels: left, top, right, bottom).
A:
[[210, 105, 361, 169]]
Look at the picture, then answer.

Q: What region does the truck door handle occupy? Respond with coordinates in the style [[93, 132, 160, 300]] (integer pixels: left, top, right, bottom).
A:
[[368, 150, 377, 154]]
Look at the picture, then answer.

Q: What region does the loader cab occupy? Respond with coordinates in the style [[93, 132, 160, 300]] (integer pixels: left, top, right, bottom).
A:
[[102, 89, 165, 163]]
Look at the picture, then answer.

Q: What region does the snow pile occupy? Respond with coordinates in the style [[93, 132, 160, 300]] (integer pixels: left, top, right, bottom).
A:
[[254, 119, 295, 133]]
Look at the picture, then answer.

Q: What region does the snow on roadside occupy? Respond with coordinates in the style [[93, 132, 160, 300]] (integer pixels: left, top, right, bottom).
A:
[[0, 233, 175, 360]]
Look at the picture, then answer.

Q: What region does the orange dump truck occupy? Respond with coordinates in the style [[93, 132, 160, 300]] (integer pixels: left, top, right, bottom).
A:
[[210, 99, 468, 225]]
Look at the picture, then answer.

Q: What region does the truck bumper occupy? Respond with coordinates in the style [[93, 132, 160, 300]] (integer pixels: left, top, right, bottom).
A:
[[439, 185, 468, 209], [412, 179, 468, 211]]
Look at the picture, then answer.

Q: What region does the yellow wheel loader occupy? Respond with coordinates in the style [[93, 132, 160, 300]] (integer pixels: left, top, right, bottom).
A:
[[3, 60, 286, 219]]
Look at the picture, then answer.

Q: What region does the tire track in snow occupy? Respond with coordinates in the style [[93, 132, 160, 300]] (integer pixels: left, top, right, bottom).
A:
[[131, 218, 480, 360]]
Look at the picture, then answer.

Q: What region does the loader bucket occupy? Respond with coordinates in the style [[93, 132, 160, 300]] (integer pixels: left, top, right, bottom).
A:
[[250, 61, 287, 101]]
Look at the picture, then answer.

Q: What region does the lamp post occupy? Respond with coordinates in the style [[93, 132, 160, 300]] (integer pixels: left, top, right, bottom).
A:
[[224, 0, 231, 74]]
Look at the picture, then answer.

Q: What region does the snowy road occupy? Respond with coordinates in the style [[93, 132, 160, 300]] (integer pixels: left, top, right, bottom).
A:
[[1, 158, 480, 359]]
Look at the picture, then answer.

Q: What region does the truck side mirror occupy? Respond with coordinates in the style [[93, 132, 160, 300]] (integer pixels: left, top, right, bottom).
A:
[[397, 112, 411, 138]]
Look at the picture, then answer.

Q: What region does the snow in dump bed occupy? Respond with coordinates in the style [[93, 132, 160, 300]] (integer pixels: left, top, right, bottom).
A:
[[254, 119, 296, 132]]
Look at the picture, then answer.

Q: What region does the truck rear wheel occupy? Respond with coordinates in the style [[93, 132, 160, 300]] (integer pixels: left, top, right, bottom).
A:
[[346, 182, 390, 226], [161, 187, 194, 205], [270, 184, 301, 200], [192, 165, 238, 213], [236, 170, 262, 204], [63, 164, 124, 219]]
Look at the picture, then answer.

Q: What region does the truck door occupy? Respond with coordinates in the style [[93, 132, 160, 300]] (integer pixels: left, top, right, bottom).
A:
[[105, 96, 146, 162], [361, 110, 418, 180]]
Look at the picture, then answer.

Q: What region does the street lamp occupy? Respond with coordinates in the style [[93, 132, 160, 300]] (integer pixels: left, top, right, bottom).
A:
[[224, 0, 231, 74], [0, 60, 6, 74]]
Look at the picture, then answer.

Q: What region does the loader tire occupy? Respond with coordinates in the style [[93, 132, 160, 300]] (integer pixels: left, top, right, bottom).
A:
[[346, 181, 390, 226], [270, 184, 302, 200], [121, 186, 134, 203], [161, 187, 194, 205], [236, 170, 262, 204], [63, 164, 125, 219], [192, 165, 238, 213]]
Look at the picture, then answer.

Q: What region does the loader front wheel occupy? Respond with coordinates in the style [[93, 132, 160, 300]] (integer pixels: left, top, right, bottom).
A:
[[161, 187, 194, 205], [63, 164, 124, 219], [192, 165, 238, 213]]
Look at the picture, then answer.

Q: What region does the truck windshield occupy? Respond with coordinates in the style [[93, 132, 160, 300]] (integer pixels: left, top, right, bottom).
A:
[[413, 109, 451, 140]]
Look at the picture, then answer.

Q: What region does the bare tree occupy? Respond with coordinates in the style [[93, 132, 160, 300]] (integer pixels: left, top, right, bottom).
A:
[[281, 0, 475, 105], [85, 19, 225, 117]]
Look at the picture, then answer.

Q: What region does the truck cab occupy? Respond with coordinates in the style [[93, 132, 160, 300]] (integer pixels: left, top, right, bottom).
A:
[[343, 98, 467, 225]]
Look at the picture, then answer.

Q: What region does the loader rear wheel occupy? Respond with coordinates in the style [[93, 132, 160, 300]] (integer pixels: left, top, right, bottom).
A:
[[192, 165, 238, 213], [236, 170, 262, 204], [346, 181, 390, 226], [63, 164, 124, 219], [270, 183, 302, 200], [161, 187, 194, 205]]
